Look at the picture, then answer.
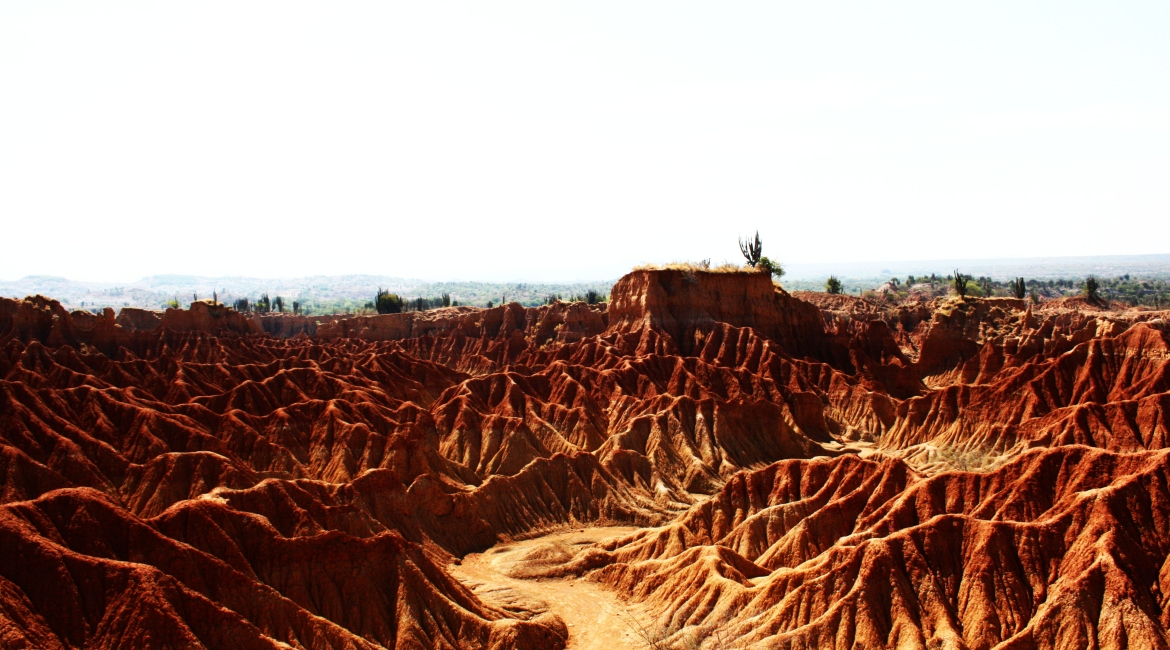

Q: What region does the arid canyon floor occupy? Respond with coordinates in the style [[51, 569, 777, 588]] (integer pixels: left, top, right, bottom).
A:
[[2, 269, 1170, 649]]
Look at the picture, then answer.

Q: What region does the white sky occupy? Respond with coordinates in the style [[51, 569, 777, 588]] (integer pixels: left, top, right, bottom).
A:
[[1, 1, 1167, 282]]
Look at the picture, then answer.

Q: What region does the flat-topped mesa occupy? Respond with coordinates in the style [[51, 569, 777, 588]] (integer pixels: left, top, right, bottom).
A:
[[606, 268, 833, 358]]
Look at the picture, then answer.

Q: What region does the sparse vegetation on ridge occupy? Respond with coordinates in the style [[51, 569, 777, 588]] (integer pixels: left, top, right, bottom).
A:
[[632, 261, 749, 273]]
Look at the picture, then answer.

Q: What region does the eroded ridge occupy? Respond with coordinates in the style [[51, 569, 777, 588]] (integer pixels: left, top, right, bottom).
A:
[[1, 269, 1169, 649]]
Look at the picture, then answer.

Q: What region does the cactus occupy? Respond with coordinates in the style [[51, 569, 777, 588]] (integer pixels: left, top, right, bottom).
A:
[[952, 270, 969, 298], [1010, 277, 1026, 299], [738, 231, 763, 267]]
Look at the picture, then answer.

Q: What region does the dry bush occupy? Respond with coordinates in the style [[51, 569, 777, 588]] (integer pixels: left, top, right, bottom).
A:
[[933, 444, 1002, 473], [612, 608, 743, 650], [500, 541, 578, 579]]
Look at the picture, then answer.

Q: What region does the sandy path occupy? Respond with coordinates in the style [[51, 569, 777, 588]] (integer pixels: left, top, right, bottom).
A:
[[450, 527, 647, 650]]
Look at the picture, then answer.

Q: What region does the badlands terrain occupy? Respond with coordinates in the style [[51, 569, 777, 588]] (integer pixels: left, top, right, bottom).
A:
[[1, 268, 1169, 649]]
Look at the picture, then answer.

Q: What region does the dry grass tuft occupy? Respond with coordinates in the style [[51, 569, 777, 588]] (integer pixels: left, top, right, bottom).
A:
[[632, 261, 755, 274], [930, 444, 1003, 473]]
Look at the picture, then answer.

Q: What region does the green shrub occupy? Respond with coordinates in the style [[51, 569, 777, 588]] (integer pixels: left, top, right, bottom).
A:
[[825, 276, 843, 294], [758, 256, 784, 279]]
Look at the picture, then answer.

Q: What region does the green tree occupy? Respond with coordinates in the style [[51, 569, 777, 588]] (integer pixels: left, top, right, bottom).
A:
[[825, 276, 843, 294], [374, 288, 404, 314], [1084, 276, 1101, 303]]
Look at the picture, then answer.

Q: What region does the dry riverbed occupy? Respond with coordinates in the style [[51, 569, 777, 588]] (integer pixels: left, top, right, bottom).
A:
[[450, 527, 648, 650]]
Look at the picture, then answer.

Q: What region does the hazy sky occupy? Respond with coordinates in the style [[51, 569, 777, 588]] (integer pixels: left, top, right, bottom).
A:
[[2, 2, 1167, 282]]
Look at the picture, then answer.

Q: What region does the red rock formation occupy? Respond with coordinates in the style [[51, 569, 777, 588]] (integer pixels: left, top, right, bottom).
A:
[[585, 446, 1170, 649], [1, 270, 1169, 649]]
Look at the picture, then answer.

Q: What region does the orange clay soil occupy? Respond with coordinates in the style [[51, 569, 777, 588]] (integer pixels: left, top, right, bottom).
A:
[[449, 527, 644, 650], [2, 270, 1170, 649]]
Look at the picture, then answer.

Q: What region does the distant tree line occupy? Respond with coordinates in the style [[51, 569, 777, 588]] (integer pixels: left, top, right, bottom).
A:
[[802, 270, 1167, 308], [545, 290, 606, 305], [227, 293, 300, 314], [365, 289, 457, 314]]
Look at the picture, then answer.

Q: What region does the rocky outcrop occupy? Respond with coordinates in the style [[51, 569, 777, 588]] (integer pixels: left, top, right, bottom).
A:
[[115, 307, 162, 331], [608, 269, 835, 360]]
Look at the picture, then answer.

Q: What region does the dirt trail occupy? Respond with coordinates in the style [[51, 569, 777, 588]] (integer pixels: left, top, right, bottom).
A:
[[450, 527, 647, 650]]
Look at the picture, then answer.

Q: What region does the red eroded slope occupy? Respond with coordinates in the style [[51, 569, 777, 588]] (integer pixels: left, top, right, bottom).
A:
[[583, 446, 1170, 649], [2, 270, 1170, 649]]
